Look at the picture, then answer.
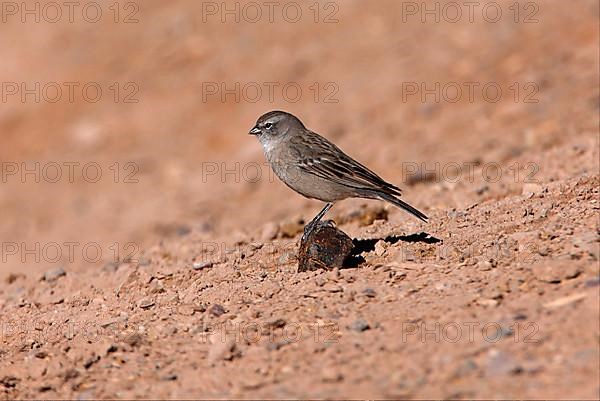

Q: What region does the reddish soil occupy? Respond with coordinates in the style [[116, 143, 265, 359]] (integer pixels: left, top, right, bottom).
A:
[[0, 0, 598, 399]]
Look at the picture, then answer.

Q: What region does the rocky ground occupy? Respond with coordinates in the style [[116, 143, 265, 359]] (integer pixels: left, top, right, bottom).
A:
[[0, 0, 598, 399]]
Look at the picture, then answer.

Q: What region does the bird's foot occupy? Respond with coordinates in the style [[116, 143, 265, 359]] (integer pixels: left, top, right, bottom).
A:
[[301, 223, 314, 244], [301, 219, 335, 243]]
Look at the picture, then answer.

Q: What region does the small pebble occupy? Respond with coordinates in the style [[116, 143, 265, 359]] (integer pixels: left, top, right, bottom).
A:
[[34, 351, 48, 359], [123, 333, 143, 347], [137, 298, 155, 309], [0, 376, 19, 388], [264, 318, 286, 329], [83, 354, 100, 369], [362, 288, 377, 298], [161, 373, 178, 381], [42, 267, 66, 282], [208, 304, 226, 317], [374, 240, 387, 257], [192, 261, 213, 270], [522, 183, 542, 196], [63, 368, 80, 381], [38, 384, 53, 392], [349, 319, 370, 332], [149, 280, 165, 294]]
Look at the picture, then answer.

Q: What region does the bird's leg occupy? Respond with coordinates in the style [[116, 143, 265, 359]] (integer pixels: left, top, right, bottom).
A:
[[302, 202, 333, 242]]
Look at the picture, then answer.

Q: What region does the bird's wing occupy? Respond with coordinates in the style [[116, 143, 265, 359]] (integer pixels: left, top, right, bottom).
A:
[[291, 131, 402, 196]]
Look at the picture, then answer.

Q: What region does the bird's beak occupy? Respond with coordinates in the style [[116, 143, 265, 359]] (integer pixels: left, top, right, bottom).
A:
[[249, 126, 261, 135]]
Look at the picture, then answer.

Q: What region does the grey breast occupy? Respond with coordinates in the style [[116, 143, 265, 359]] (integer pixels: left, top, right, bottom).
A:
[[265, 136, 357, 202]]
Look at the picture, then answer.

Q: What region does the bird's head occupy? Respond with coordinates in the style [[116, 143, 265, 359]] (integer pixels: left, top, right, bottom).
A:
[[248, 110, 305, 142]]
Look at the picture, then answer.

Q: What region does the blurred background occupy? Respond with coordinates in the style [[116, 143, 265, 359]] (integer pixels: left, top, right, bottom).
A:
[[0, 0, 598, 277]]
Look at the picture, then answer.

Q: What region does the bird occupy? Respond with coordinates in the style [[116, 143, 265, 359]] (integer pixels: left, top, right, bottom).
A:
[[249, 110, 427, 241]]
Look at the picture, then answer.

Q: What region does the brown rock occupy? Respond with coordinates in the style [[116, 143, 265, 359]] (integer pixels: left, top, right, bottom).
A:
[[298, 221, 354, 272]]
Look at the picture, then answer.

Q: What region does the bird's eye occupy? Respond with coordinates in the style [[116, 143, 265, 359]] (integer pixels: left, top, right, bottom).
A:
[[264, 122, 273, 130]]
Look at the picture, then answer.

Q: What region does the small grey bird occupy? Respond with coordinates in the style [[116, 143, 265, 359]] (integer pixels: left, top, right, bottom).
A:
[[249, 110, 427, 240]]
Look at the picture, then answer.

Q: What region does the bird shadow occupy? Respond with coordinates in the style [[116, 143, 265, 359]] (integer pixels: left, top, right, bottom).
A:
[[343, 232, 442, 268]]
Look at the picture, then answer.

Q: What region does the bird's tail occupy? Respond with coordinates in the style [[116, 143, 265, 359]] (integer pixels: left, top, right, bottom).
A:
[[378, 192, 428, 222]]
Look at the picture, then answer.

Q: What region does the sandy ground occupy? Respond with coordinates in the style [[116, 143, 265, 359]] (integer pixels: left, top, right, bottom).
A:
[[0, 0, 599, 399]]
